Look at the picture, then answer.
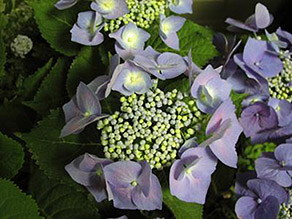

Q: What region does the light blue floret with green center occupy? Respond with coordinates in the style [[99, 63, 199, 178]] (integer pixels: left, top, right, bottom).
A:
[[97, 87, 205, 169], [268, 50, 292, 102], [104, 0, 168, 32]]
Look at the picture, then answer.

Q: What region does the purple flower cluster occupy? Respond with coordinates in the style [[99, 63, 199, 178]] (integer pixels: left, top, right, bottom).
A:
[[55, 0, 191, 50], [65, 153, 162, 210]]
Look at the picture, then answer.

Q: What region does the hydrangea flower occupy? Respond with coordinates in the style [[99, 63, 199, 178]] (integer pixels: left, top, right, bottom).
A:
[[71, 11, 104, 46], [109, 23, 150, 60], [55, 0, 78, 10], [103, 0, 167, 32], [60, 82, 108, 138], [265, 30, 288, 53], [133, 46, 187, 80], [276, 27, 292, 46], [97, 87, 203, 169], [65, 153, 112, 202], [105, 60, 152, 97], [255, 143, 292, 187], [200, 99, 243, 168], [268, 98, 292, 127], [159, 14, 186, 50], [268, 53, 292, 102], [10, 34, 33, 58], [168, 0, 193, 14], [234, 38, 283, 81], [169, 147, 217, 204], [226, 3, 273, 32], [91, 0, 129, 19], [191, 65, 232, 114], [235, 178, 288, 219], [240, 102, 278, 138], [103, 161, 162, 210]]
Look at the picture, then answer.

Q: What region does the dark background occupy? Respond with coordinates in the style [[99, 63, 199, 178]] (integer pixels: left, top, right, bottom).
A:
[[188, 0, 292, 32]]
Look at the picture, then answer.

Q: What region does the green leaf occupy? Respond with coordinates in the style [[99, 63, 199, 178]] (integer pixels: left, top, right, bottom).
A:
[[29, 169, 100, 219], [163, 188, 203, 219], [148, 20, 218, 67], [66, 46, 108, 97], [31, 0, 85, 56], [0, 33, 5, 78], [24, 58, 70, 116], [164, 77, 190, 93], [230, 91, 248, 116], [23, 109, 100, 187], [19, 58, 54, 100], [0, 132, 24, 179], [0, 179, 42, 219]]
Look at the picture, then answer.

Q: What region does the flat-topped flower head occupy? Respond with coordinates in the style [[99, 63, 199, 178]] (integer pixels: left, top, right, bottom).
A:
[[159, 14, 186, 50], [71, 11, 104, 46], [91, 0, 129, 19], [109, 23, 150, 60], [240, 102, 278, 138], [103, 0, 167, 32], [65, 153, 112, 202], [97, 87, 204, 169], [168, 0, 193, 14], [169, 147, 217, 204], [191, 65, 232, 114], [255, 143, 292, 187], [226, 3, 273, 32], [60, 82, 108, 138], [55, 0, 78, 10], [103, 161, 162, 210], [235, 178, 288, 219], [234, 38, 283, 81], [200, 99, 243, 168], [133, 46, 187, 80], [106, 60, 152, 96], [268, 52, 292, 102]]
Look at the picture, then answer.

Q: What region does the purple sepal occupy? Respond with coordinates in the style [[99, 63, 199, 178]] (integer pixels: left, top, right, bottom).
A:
[[169, 147, 217, 204], [65, 153, 112, 202]]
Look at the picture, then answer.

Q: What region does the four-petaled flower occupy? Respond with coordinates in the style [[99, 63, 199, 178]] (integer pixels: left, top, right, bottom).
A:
[[60, 82, 108, 137], [70, 11, 104, 46], [255, 143, 292, 187], [109, 23, 150, 60], [159, 14, 186, 50], [235, 177, 288, 219], [103, 161, 162, 210], [65, 153, 112, 202], [169, 147, 217, 204]]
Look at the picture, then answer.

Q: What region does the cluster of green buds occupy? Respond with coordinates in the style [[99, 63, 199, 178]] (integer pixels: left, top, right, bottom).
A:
[[238, 142, 276, 171], [10, 34, 33, 58], [104, 0, 168, 32], [279, 190, 292, 219], [269, 51, 292, 102], [97, 87, 204, 169]]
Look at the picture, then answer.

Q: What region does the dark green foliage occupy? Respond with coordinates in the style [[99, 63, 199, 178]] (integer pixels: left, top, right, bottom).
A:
[[0, 34, 5, 78], [30, 0, 85, 56], [23, 109, 100, 188], [147, 20, 219, 67], [29, 170, 100, 219], [0, 132, 24, 178], [23, 58, 70, 116], [19, 58, 54, 100], [163, 187, 203, 219], [66, 46, 109, 97], [0, 179, 41, 219]]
